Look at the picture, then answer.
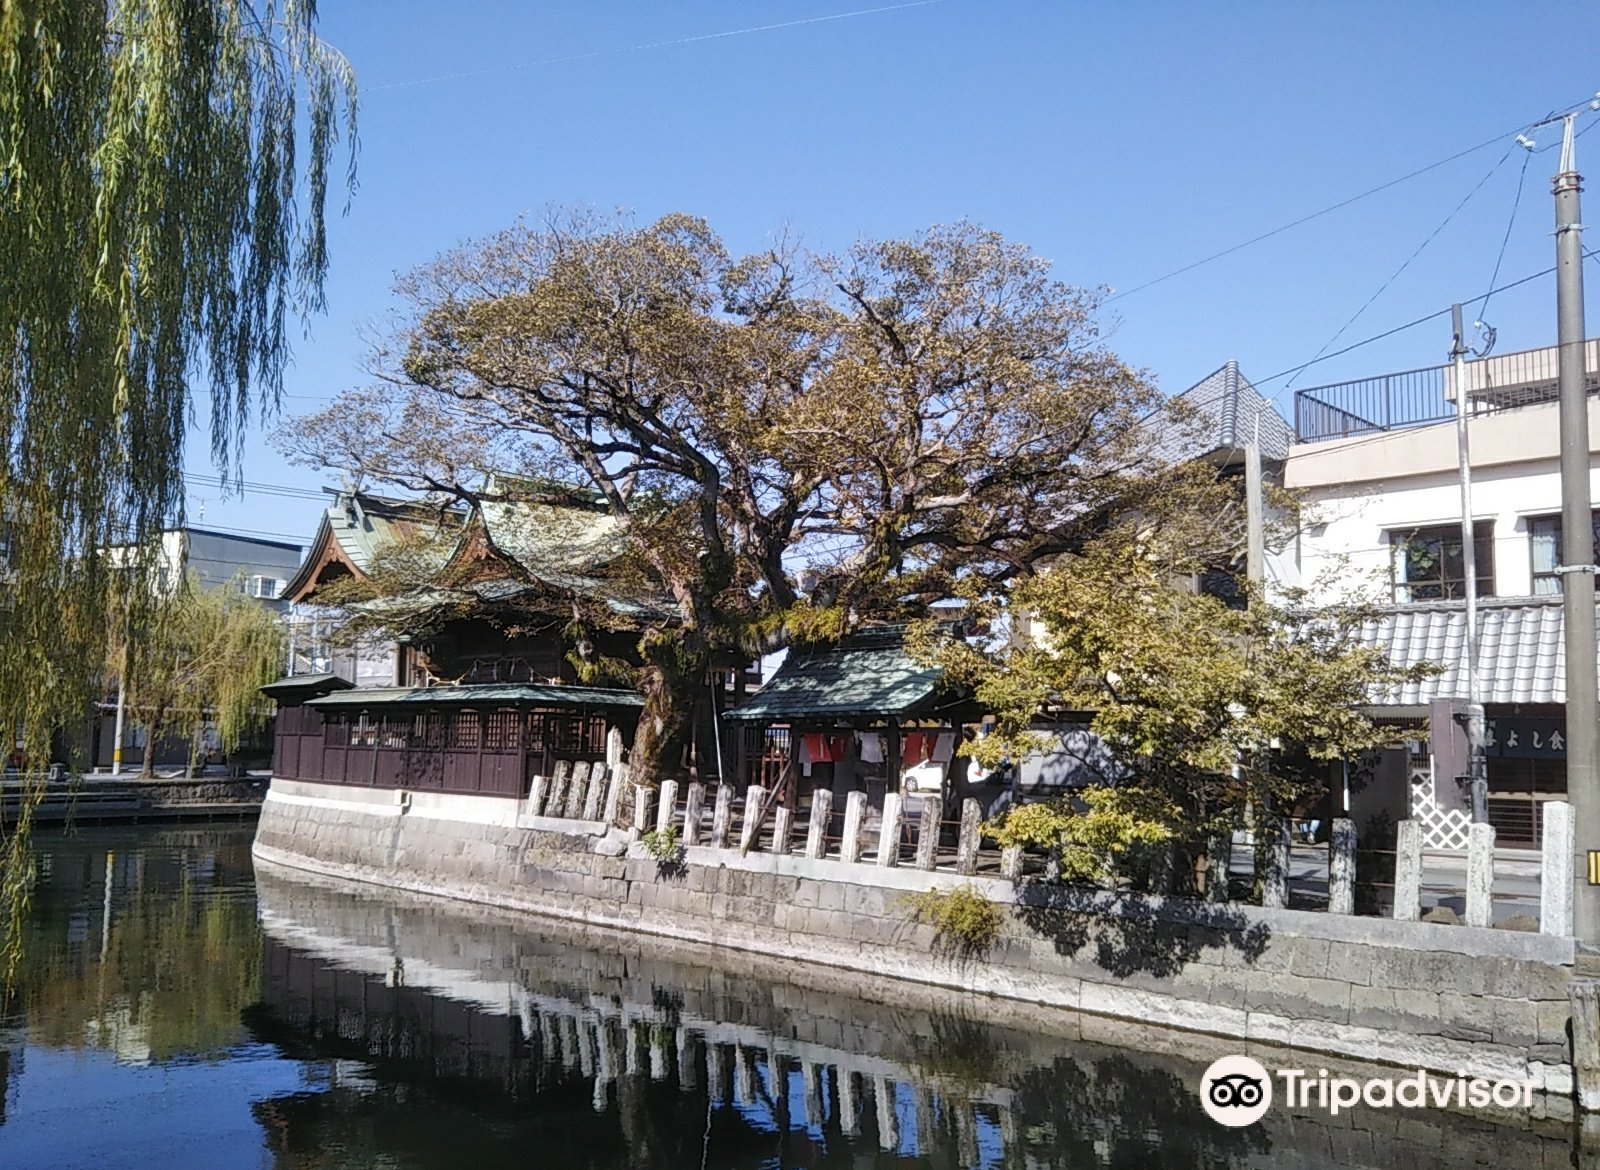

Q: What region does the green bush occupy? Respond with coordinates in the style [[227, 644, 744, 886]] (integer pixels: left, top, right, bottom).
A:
[[986, 786, 1175, 886], [900, 883, 1005, 961], [640, 825, 681, 861]]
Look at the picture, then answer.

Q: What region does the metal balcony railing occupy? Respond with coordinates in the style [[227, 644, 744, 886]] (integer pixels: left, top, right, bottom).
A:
[[1292, 339, 1600, 443]]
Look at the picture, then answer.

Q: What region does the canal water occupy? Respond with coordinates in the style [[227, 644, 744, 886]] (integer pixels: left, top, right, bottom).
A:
[[0, 824, 1577, 1169]]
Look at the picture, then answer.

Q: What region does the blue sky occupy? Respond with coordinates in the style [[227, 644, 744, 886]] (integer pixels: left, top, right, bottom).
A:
[[189, 0, 1600, 547]]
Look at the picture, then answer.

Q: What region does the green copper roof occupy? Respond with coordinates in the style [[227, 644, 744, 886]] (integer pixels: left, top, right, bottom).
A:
[[306, 683, 644, 710], [724, 626, 946, 721]]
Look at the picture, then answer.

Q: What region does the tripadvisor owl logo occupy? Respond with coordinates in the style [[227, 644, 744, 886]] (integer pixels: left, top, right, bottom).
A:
[[1198, 1054, 1540, 1125], [1199, 1056, 1272, 1126]]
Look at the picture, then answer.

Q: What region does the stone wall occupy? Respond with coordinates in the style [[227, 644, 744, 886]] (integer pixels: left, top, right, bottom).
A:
[[253, 778, 1578, 1111]]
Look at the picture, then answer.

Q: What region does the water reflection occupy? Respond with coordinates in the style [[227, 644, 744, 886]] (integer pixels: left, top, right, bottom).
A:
[[0, 826, 1580, 1170], [246, 863, 1567, 1170]]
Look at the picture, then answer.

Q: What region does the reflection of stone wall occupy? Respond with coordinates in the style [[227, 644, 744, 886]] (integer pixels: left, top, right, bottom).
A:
[[254, 867, 1575, 1170], [254, 780, 1577, 1116]]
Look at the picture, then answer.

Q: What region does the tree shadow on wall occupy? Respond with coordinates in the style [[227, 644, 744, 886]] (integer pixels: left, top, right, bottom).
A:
[[1012, 883, 1270, 979]]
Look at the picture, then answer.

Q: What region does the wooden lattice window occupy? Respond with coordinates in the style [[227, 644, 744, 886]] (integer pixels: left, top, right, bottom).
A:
[[485, 710, 520, 751], [449, 711, 482, 750]]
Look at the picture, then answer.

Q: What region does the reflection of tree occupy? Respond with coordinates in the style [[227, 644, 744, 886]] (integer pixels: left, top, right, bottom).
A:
[[1009, 1050, 1268, 1168], [12, 828, 261, 1063]]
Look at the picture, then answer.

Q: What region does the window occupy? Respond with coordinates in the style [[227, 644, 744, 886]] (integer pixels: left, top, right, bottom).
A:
[[1529, 511, 1600, 594], [1389, 522, 1494, 602]]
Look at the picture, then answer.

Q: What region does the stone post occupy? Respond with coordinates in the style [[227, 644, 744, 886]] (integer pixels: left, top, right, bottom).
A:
[[1393, 818, 1423, 922], [1543, 800, 1575, 937], [841, 790, 868, 864], [740, 784, 767, 853], [582, 764, 606, 821], [649, 1032, 668, 1081], [1572, 980, 1600, 1112], [564, 761, 591, 820], [527, 774, 547, 818], [633, 785, 655, 835], [773, 806, 794, 856], [547, 761, 572, 820], [876, 791, 903, 867], [711, 784, 734, 848], [805, 788, 834, 859], [1262, 815, 1290, 909], [682, 781, 705, 846], [915, 798, 941, 870], [1465, 820, 1495, 928], [1327, 817, 1356, 915], [1000, 844, 1023, 880], [955, 797, 982, 876], [656, 779, 678, 837], [603, 764, 626, 825], [606, 726, 625, 768]]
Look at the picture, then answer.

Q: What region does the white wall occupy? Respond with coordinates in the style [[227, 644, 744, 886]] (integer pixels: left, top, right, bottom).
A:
[[1293, 433, 1600, 603]]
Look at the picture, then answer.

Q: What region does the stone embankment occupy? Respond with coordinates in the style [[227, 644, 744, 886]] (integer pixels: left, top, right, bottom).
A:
[[253, 776, 1581, 1116]]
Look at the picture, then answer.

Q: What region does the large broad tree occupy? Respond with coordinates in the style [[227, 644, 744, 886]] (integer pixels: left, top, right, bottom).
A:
[[284, 212, 1230, 782], [0, 0, 355, 956]]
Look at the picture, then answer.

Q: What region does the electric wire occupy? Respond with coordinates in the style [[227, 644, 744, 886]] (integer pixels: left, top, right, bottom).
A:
[[1477, 147, 1535, 328], [1108, 93, 1600, 305], [368, 1, 946, 93], [1280, 144, 1518, 392]]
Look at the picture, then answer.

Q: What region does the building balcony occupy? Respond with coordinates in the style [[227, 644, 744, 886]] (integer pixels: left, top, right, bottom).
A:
[[1293, 339, 1600, 444]]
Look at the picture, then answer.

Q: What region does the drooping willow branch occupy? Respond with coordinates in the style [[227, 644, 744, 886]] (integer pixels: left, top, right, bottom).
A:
[[0, 0, 356, 982]]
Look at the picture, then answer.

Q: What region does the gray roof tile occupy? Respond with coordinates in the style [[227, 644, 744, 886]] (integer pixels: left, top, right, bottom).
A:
[[1359, 598, 1592, 705]]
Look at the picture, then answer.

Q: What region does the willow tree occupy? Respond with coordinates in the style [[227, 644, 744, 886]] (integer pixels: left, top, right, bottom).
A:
[[0, 0, 355, 963], [284, 212, 1225, 784], [108, 573, 288, 776]]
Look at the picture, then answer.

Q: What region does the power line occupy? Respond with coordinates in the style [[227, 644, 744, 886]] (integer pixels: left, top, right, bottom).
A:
[[1279, 144, 1518, 392], [1477, 146, 1534, 326], [369, 1, 946, 93], [1256, 250, 1596, 392], [1107, 93, 1600, 305]]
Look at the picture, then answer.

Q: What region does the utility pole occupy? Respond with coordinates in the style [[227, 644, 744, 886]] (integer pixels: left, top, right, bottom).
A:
[[1245, 380, 1266, 592], [1555, 113, 1600, 947], [1451, 303, 1487, 823]]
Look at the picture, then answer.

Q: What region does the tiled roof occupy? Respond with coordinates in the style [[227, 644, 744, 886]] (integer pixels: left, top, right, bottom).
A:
[[1151, 361, 1293, 464], [725, 625, 947, 721], [1359, 597, 1592, 705], [306, 683, 643, 709]]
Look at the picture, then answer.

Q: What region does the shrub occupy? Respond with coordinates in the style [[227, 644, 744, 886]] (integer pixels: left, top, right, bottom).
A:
[[640, 825, 684, 877], [900, 884, 1005, 961], [985, 786, 1176, 886]]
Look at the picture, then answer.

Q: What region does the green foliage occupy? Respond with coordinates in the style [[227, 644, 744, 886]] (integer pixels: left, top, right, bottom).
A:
[[933, 534, 1437, 840], [111, 572, 288, 774], [283, 213, 1205, 782], [639, 825, 681, 861], [900, 883, 1005, 960], [0, 0, 354, 979], [987, 787, 1176, 885]]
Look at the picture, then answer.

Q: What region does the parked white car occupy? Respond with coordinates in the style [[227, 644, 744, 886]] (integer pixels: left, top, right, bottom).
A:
[[901, 757, 990, 793]]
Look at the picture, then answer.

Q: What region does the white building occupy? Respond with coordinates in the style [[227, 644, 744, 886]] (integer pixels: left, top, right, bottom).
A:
[[1285, 338, 1600, 849]]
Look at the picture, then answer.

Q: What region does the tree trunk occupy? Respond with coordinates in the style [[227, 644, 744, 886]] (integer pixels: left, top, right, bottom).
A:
[[629, 631, 705, 787]]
